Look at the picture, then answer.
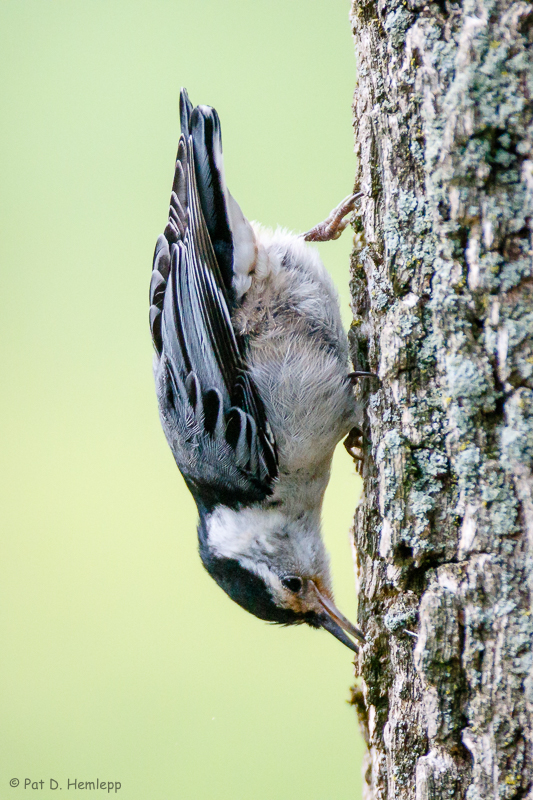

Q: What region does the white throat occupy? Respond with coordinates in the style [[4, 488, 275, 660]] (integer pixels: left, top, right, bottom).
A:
[[205, 505, 330, 583]]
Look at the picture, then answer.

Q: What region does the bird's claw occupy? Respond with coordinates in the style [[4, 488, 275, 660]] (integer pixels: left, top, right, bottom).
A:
[[348, 371, 379, 385], [303, 193, 362, 242], [344, 426, 364, 472]]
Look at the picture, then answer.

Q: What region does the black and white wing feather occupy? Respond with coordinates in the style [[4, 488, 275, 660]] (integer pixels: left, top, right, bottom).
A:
[[149, 91, 277, 510]]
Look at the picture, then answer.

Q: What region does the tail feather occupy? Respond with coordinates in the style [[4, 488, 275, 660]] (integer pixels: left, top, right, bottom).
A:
[[179, 88, 193, 136], [188, 104, 234, 299], [154, 89, 256, 314]]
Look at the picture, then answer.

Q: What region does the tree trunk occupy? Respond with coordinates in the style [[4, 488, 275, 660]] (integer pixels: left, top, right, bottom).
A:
[[348, 0, 533, 798]]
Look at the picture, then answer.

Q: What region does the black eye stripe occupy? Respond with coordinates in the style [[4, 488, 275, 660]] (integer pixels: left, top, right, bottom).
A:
[[281, 576, 302, 593]]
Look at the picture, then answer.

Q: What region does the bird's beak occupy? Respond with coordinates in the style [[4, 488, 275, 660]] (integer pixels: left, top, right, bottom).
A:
[[309, 581, 365, 653]]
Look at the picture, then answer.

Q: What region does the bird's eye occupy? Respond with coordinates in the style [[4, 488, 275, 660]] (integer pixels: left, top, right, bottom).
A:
[[281, 576, 303, 593]]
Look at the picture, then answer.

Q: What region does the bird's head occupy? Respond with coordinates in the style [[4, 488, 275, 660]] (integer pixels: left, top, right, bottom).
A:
[[198, 504, 364, 652]]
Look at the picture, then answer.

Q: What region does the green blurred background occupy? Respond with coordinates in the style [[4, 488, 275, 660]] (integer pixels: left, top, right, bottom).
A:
[[0, 2, 365, 798]]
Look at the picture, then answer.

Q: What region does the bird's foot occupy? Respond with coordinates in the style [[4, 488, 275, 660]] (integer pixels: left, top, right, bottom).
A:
[[344, 426, 364, 472], [348, 371, 379, 385], [303, 193, 362, 242]]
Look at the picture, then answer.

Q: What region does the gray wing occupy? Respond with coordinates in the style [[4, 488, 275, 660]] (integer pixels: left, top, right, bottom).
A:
[[149, 103, 277, 510]]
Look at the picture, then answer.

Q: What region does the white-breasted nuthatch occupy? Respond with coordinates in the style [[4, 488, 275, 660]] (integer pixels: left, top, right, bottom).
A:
[[149, 90, 367, 652]]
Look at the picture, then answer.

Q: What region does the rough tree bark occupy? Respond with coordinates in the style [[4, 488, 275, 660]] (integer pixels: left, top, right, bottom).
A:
[[348, 0, 533, 798]]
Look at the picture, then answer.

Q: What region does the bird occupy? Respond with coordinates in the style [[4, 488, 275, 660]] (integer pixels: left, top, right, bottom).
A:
[[149, 89, 367, 652]]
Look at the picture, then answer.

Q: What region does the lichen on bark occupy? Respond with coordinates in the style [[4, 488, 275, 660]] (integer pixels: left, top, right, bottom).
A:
[[348, 0, 533, 797]]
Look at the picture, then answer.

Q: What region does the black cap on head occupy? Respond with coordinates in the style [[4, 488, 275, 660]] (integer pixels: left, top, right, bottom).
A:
[[201, 550, 302, 625]]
